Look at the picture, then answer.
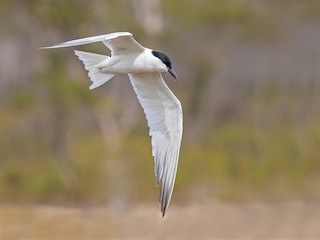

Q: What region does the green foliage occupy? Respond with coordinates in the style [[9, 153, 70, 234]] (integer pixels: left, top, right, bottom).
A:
[[9, 89, 34, 111], [27, 0, 93, 31], [0, 161, 65, 201], [1, 103, 320, 203]]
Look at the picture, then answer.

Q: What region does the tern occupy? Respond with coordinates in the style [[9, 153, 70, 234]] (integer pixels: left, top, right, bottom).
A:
[[41, 32, 183, 217]]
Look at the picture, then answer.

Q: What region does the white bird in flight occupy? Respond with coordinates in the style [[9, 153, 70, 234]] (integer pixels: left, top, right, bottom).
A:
[[41, 32, 183, 217]]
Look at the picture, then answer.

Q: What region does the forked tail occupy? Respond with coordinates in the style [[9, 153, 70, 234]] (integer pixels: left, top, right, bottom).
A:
[[74, 50, 115, 89]]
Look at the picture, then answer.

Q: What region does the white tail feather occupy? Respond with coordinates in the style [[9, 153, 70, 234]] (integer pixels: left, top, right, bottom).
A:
[[74, 50, 115, 89]]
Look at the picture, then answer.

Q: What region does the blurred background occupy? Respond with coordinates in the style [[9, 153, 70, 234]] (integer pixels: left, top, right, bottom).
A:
[[1, 0, 320, 239]]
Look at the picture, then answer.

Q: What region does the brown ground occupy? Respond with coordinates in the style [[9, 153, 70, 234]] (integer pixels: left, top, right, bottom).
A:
[[1, 201, 320, 240]]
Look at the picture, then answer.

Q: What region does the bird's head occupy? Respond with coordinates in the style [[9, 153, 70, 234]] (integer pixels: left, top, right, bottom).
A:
[[152, 51, 178, 80]]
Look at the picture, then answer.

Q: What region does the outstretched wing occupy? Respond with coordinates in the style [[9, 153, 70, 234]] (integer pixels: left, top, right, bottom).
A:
[[128, 72, 183, 217], [40, 32, 145, 55]]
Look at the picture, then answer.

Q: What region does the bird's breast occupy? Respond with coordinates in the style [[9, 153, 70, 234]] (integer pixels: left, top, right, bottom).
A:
[[99, 51, 166, 74]]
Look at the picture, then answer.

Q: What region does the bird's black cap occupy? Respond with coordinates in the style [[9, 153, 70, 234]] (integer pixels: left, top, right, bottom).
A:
[[152, 51, 178, 79]]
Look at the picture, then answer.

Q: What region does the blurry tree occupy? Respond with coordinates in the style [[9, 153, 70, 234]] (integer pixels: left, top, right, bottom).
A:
[[130, 0, 163, 34]]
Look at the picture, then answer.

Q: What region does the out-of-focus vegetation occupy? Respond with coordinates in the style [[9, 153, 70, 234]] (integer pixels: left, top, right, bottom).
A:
[[1, 0, 320, 206]]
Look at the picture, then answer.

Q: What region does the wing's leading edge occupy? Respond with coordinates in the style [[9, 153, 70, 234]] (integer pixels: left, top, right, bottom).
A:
[[40, 32, 143, 54]]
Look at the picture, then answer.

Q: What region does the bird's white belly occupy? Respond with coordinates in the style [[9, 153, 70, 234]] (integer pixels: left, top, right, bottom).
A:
[[97, 52, 166, 74]]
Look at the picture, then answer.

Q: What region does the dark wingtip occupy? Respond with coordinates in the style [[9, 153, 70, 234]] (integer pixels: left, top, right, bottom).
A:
[[160, 195, 168, 218]]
